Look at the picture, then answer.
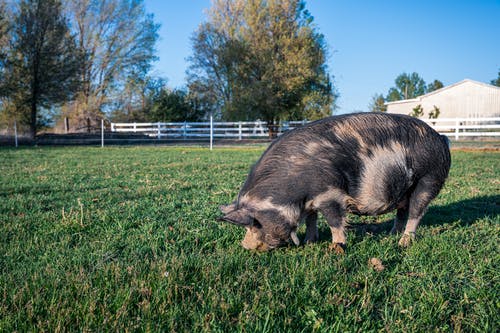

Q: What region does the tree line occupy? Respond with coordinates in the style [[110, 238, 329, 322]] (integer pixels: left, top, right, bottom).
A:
[[370, 71, 500, 116], [2, 0, 498, 138], [0, 0, 336, 138], [0, 0, 166, 137], [368, 72, 444, 114]]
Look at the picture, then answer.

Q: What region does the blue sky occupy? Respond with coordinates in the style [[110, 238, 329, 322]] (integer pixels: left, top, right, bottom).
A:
[[144, 0, 500, 114]]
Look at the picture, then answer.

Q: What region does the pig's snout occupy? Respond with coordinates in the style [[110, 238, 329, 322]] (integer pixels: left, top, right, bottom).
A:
[[241, 228, 269, 251]]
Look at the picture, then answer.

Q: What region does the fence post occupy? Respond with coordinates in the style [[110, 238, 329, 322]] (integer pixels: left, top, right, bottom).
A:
[[101, 118, 104, 148], [183, 121, 187, 139], [238, 121, 242, 140], [64, 117, 69, 134], [133, 122, 137, 133], [210, 115, 213, 150], [14, 120, 18, 148], [455, 119, 459, 140], [111, 123, 115, 132], [157, 122, 161, 139]]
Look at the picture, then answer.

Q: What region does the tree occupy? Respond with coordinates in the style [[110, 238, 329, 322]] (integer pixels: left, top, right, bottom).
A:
[[63, 0, 160, 128], [428, 105, 440, 120], [386, 72, 426, 102], [427, 79, 444, 92], [0, 1, 9, 103], [187, 0, 334, 132], [149, 88, 204, 122], [491, 69, 500, 87], [1, 0, 83, 138], [0, 1, 9, 70], [187, 21, 238, 120], [0, 1, 10, 123], [409, 104, 424, 118], [368, 93, 387, 112], [106, 74, 165, 123]]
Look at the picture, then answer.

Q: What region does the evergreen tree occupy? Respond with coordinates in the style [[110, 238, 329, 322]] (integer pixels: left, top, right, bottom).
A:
[[368, 94, 387, 112], [428, 105, 440, 119], [491, 69, 500, 87], [409, 104, 424, 118], [149, 88, 204, 122], [386, 72, 426, 102], [427, 79, 444, 92]]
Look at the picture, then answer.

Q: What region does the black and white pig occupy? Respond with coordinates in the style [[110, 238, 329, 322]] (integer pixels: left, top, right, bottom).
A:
[[219, 112, 451, 252]]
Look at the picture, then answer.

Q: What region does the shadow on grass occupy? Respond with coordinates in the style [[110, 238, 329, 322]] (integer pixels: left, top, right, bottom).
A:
[[315, 195, 500, 241]]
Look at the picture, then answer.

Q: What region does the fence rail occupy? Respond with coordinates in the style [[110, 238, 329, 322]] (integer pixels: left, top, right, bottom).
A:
[[418, 117, 500, 140], [3, 116, 499, 147], [111, 117, 500, 141], [111, 120, 308, 139]]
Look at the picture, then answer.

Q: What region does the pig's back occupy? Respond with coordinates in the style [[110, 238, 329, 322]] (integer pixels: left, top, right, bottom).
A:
[[240, 113, 450, 210]]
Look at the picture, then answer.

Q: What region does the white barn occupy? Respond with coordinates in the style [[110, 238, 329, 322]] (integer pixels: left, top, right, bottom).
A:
[[385, 79, 500, 118]]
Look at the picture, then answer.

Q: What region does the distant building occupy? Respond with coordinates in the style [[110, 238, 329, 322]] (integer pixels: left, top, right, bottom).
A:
[[385, 79, 500, 118]]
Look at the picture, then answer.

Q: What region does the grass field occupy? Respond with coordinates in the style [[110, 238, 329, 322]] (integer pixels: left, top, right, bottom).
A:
[[0, 146, 498, 332]]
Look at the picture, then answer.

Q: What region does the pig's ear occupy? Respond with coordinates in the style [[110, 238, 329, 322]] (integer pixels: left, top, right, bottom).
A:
[[220, 208, 254, 227], [219, 202, 237, 214]]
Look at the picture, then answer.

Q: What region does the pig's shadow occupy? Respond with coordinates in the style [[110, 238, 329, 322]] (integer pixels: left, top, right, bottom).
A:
[[314, 195, 499, 241]]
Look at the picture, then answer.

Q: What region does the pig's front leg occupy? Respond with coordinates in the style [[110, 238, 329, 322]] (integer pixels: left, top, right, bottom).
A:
[[319, 204, 346, 254], [304, 212, 319, 244], [391, 206, 409, 235]]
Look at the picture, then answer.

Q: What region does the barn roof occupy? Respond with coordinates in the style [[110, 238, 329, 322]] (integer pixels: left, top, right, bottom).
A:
[[385, 79, 500, 106]]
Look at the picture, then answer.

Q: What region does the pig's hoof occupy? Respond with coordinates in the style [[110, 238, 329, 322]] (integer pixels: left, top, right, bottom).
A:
[[304, 234, 319, 244], [390, 223, 405, 235], [329, 242, 346, 254], [398, 233, 415, 247], [390, 227, 401, 235]]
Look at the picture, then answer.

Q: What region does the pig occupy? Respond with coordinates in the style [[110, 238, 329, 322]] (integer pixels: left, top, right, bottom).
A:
[[219, 112, 451, 252]]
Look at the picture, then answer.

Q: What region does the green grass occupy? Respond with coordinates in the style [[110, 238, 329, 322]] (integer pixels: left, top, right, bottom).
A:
[[0, 146, 498, 332]]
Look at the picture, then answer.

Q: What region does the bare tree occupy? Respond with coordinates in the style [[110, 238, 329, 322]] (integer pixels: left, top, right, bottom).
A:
[[63, 0, 159, 129]]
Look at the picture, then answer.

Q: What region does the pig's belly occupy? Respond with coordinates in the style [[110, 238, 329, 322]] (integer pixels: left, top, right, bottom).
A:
[[348, 194, 407, 216]]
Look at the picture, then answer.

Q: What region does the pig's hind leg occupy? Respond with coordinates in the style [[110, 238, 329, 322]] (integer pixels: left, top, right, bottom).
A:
[[399, 176, 444, 247]]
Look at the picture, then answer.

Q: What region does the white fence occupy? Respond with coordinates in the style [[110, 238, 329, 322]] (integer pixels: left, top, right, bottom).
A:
[[111, 120, 308, 140], [111, 117, 500, 141], [419, 117, 500, 140]]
